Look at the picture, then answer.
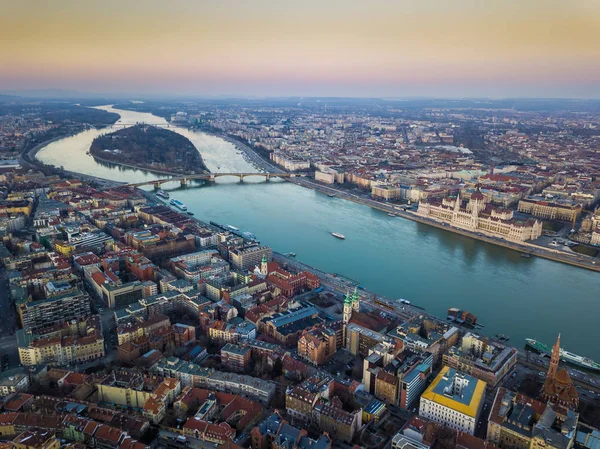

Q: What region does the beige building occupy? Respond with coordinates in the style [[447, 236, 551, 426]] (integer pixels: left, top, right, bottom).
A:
[[315, 170, 336, 184], [229, 246, 272, 272], [518, 198, 582, 222], [487, 388, 578, 449], [270, 153, 310, 171], [372, 184, 401, 200], [443, 333, 517, 388], [346, 323, 390, 357], [97, 376, 181, 424], [117, 314, 171, 345], [17, 329, 104, 367], [297, 325, 337, 366], [316, 399, 362, 442], [418, 191, 543, 242]]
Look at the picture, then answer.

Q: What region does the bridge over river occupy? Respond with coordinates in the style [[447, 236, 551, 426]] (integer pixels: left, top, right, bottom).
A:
[[126, 171, 312, 188]]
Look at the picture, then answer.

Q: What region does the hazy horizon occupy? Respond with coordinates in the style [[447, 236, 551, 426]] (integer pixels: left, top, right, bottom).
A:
[[2, 0, 599, 99]]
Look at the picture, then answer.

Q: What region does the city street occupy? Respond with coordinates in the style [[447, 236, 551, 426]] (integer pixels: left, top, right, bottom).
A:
[[0, 269, 19, 371], [0, 270, 17, 338]]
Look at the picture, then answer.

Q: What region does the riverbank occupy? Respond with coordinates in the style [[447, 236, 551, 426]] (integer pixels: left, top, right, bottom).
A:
[[25, 131, 135, 188], [198, 129, 283, 174], [22, 133, 77, 167], [290, 177, 600, 273]]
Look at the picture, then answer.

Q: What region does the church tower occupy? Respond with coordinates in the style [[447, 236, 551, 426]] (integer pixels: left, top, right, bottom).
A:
[[547, 333, 561, 380], [342, 290, 353, 346], [541, 333, 579, 412], [352, 286, 360, 312], [260, 254, 268, 276], [452, 193, 461, 222], [343, 290, 353, 324]]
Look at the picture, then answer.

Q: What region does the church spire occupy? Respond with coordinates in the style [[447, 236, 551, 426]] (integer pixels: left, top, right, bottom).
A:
[[541, 333, 579, 411], [344, 290, 352, 305], [454, 193, 461, 211], [547, 333, 561, 380], [352, 286, 360, 311]]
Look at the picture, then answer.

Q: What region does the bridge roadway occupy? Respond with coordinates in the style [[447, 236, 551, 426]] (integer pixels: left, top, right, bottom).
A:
[[126, 171, 311, 188], [109, 123, 173, 128]]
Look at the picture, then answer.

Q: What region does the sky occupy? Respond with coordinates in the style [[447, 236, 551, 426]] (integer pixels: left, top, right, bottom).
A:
[[1, 0, 599, 98]]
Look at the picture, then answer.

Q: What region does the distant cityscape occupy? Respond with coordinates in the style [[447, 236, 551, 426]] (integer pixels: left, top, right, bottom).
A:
[[0, 97, 599, 449], [132, 99, 600, 258]]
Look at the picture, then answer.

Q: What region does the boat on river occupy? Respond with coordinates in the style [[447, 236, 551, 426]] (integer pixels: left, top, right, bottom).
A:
[[525, 338, 600, 372], [169, 199, 187, 211], [156, 190, 169, 199], [331, 232, 345, 240]]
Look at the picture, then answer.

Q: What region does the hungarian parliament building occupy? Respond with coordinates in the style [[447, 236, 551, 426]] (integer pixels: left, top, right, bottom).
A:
[[417, 189, 543, 242]]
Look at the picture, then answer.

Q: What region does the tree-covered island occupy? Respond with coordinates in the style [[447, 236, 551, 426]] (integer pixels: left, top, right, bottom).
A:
[[90, 124, 208, 175]]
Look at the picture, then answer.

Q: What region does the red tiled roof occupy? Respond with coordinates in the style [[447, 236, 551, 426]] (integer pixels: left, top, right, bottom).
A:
[[95, 424, 125, 444]]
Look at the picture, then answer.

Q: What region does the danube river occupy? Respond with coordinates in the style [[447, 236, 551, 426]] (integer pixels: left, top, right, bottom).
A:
[[37, 106, 600, 361]]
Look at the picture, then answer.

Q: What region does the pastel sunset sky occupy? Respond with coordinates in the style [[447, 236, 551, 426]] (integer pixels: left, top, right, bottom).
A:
[[1, 0, 599, 97]]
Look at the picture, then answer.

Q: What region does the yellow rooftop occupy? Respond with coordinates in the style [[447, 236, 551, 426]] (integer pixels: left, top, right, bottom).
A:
[[421, 366, 486, 418]]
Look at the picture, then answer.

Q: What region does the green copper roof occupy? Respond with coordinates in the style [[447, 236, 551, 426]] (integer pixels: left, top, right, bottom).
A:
[[344, 291, 353, 305]]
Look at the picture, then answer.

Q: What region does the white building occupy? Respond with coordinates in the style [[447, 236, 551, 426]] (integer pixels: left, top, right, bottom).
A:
[[391, 433, 429, 449], [419, 366, 486, 435]]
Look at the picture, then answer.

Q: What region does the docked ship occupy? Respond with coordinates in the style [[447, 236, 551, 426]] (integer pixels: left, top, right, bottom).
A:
[[156, 190, 169, 199], [227, 225, 239, 232], [331, 232, 345, 240], [525, 338, 600, 372], [169, 199, 187, 211]]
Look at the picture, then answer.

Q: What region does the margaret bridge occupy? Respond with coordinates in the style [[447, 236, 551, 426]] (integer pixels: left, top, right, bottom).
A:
[[125, 172, 312, 188]]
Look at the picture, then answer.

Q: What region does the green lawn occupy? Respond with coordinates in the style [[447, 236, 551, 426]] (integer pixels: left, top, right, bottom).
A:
[[571, 245, 600, 257]]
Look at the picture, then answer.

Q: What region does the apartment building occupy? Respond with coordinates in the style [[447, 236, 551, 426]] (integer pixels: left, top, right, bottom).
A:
[[229, 246, 272, 272], [18, 290, 91, 331]]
